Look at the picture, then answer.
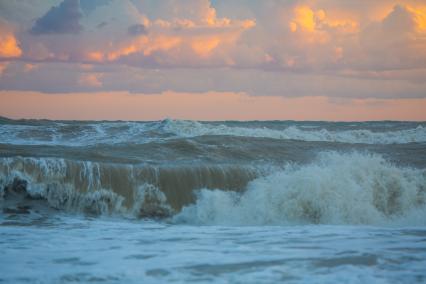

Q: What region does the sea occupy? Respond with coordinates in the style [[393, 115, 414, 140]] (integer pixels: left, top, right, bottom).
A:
[[0, 117, 426, 283]]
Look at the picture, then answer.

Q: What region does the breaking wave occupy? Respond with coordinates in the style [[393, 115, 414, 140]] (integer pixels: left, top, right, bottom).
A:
[[163, 119, 426, 144], [0, 157, 258, 217], [1, 152, 426, 226], [174, 152, 426, 226]]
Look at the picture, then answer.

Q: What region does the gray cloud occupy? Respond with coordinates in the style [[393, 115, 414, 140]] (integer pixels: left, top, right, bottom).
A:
[[30, 0, 82, 34], [80, 0, 112, 15], [97, 22, 108, 29], [1, 62, 426, 99], [128, 24, 147, 36]]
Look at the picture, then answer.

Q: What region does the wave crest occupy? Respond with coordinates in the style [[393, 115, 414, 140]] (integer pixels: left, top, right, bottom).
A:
[[174, 152, 426, 225]]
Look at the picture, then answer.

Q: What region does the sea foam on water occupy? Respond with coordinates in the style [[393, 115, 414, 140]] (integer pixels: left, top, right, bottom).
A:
[[1, 118, 426, 283]]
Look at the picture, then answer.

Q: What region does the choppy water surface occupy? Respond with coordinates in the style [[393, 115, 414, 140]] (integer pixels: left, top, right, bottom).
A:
[[1, 215, 426, 283], [1, 117, 426, 283]]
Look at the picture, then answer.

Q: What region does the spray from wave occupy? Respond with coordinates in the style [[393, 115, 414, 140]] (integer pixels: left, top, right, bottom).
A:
[[174, 152, 426, 226]]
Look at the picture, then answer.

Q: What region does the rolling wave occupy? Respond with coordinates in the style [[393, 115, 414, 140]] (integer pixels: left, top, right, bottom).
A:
[[0, 157, 259, 216], [2, 152, 426, 226]]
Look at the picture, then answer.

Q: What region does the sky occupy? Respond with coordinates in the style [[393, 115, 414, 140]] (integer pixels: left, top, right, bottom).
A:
[[0, 0, 426, 121]]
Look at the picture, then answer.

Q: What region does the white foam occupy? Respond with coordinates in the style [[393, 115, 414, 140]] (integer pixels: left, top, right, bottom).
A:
[[132, 183, 174, 218], [0, 157, 127, 215], [2, 120, 425, 146], [0, 121, 159, 146], [174, 151, 426, 226], [163, 119, 426, 144]]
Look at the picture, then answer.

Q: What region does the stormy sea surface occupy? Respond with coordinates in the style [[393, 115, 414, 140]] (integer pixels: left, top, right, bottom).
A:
[[1, 117, 426, 283]]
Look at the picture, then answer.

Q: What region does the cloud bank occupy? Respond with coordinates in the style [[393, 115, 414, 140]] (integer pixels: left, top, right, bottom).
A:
[[0, 0, 425, 102]]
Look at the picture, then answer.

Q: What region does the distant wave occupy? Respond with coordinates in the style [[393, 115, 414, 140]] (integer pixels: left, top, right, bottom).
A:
[[174, 152, 426, 226], [1, 118, 425, 146], [0, 121, 161, 146], [163, 119, 426, 144]]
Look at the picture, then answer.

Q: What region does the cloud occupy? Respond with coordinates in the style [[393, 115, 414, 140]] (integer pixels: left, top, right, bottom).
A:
[[78, 73, 103, 87], [128, 24, 147, 36], [289, 5, 359, 38], [0, 62, 9, 76], [0, 20, 22, 58], [14, 0, 255, 68], [4, 0, 425, 71], [1, 62, 425, 100], [80, 0, 112, 15], [0, 0, 426, 101], [77, 0, 255, 65], [24, 64, 38, 72], [0, 1, 62, 27], [103, 35, 182, 61], [30, 0, 82, 34], [96, 21, 108, 29], [0, 34, 22, 58], [359, 4, 426, 70]]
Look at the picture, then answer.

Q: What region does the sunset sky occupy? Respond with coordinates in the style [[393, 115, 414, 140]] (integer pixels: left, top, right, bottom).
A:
[[1, 0, 426, 120]]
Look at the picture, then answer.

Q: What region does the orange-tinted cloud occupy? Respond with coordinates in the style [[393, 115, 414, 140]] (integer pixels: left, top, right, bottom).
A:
[[189, 31, 243, 58], [103, 35, 182, 61], [0, 21, 22, 58], [289, 5, 358, 42], [291, 6, 316, 32], [78, 0, 255, 63], [406, 5, 426, 31], [86, 51, 103, 62], [191, 36, 221, 57], [86, 22, 253, 63]]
